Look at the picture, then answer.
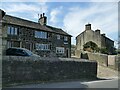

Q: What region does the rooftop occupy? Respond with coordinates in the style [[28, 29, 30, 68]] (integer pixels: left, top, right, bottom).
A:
[[2, 14, 71, 36]]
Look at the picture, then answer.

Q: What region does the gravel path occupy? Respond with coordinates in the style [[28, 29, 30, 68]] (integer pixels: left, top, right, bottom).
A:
[[97, 65, 118, 79]]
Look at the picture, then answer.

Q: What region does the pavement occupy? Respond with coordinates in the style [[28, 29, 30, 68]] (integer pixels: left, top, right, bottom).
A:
[[97, 65, 118, 79]]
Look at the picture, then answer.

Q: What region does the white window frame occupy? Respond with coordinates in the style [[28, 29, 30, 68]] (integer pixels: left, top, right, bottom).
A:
[[14, 27, 18, 35], [57, 34, 60, 40], [56, 47, 64, 54], [7, 26, 11, 35], [36, 43, 50, 51], [7, 26, 18, 35], [7, 41, 12, 48], [64, 36, 68, 41], [35, 31, 47, 39]]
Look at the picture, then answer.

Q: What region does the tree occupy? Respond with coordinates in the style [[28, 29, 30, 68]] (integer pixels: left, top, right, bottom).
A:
[[100, 47, 108, 54], [83, 41, 99, 52]]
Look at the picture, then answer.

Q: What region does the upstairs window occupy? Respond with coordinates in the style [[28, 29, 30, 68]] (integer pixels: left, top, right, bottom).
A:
[[57, 34, 60, 40], [7, 26, 11, 35], [35, 31, 47, 39], [7, 26, 18, 35], [64, 36, 68, 41], [14, 27, 18, 35]]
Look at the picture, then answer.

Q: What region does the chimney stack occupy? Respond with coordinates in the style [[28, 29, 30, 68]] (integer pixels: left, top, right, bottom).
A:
[[38, 13, 47, 25], [0, 9, 5, 20], [102, 33, 106, 36], [85, 23, 91, 30], [95, 29, 100, 35]]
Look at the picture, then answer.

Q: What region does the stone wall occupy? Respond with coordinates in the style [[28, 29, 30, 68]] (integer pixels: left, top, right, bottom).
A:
[[2, 56, 97, 85], [108, 55, 116, 66], [75, 50, 81, 58], [87, 53, 108, 66], [114, 56, 120, 71], [79, 52, 120, 71], [0, 20, 2, 89]]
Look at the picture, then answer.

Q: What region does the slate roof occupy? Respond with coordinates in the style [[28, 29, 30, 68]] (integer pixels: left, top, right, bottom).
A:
[[2, 14, 71, 36], [46, 25, 72, 36]]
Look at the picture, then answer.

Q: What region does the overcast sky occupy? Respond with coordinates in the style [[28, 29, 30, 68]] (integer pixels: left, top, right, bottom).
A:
[[0, 0, 119, 47]]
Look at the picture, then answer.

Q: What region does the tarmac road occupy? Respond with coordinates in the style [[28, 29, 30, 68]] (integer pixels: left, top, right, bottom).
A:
[[7, 78, 118, 88], [83, 78, 119, 88]]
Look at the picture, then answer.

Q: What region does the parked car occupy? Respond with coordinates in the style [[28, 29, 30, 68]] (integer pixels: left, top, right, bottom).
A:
[[6, 47, 40, 57]]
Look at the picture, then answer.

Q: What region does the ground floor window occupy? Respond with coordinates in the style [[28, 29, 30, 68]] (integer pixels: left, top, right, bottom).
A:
[[7, 41, 20, 48], [7, 41, 12, 48], [36, 43, 50, 51], [56, 47, 64, 54]]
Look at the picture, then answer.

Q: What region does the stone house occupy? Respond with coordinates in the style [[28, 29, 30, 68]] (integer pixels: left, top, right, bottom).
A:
[[1, 10, 72, 57], [76, 23, 114, 55]]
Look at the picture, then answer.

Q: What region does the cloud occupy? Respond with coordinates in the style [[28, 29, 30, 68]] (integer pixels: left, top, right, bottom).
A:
[[1, 2, 48, 21], [1, 0, 48, 2], [3, 0, 118, 2], [90, 0, 119, 2], [50, 6, 63, 25], [63, 2, 118, 45]]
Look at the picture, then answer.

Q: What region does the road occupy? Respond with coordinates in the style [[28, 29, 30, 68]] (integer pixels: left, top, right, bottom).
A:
[[83, 78, 119, 88], [8, 78, 118, 88]]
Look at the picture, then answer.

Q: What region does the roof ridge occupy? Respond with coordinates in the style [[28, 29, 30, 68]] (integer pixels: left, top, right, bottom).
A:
[[3, 14, 72, 36], [5, 14, 38, 24]]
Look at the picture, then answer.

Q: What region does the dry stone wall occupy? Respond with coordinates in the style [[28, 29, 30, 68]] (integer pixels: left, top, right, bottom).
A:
[[2, 56, 97, 85]]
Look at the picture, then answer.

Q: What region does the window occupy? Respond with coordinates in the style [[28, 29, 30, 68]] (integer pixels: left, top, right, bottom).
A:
[[7, 26, 11, 34], [56, 47, 64, 54], [7, 41, 20, 48], [64, 36, 68, 41], [11, 27, 14, 35], [14, 27, 18, 35], [36, 43, 50, 50], [7, 26, 18, 35], [57, 34, 60, 40], [7, 41, 12, 48], [35, 31, 47, 39]]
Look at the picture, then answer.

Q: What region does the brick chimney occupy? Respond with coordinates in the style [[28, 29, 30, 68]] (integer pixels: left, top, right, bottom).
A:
[[38, 13, 47, 25], [85, 23, 91, 30]]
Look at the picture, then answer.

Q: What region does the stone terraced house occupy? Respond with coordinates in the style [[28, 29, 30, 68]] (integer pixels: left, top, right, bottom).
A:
[[1, 10, 72, 57]]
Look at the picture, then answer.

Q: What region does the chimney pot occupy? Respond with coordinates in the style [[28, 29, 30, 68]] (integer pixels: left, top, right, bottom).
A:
[[43, 13, 45, 17], [40, 14, 42, 18]]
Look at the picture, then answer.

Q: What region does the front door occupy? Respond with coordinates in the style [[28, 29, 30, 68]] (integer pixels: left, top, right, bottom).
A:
[[66, 49, 69, 58]]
